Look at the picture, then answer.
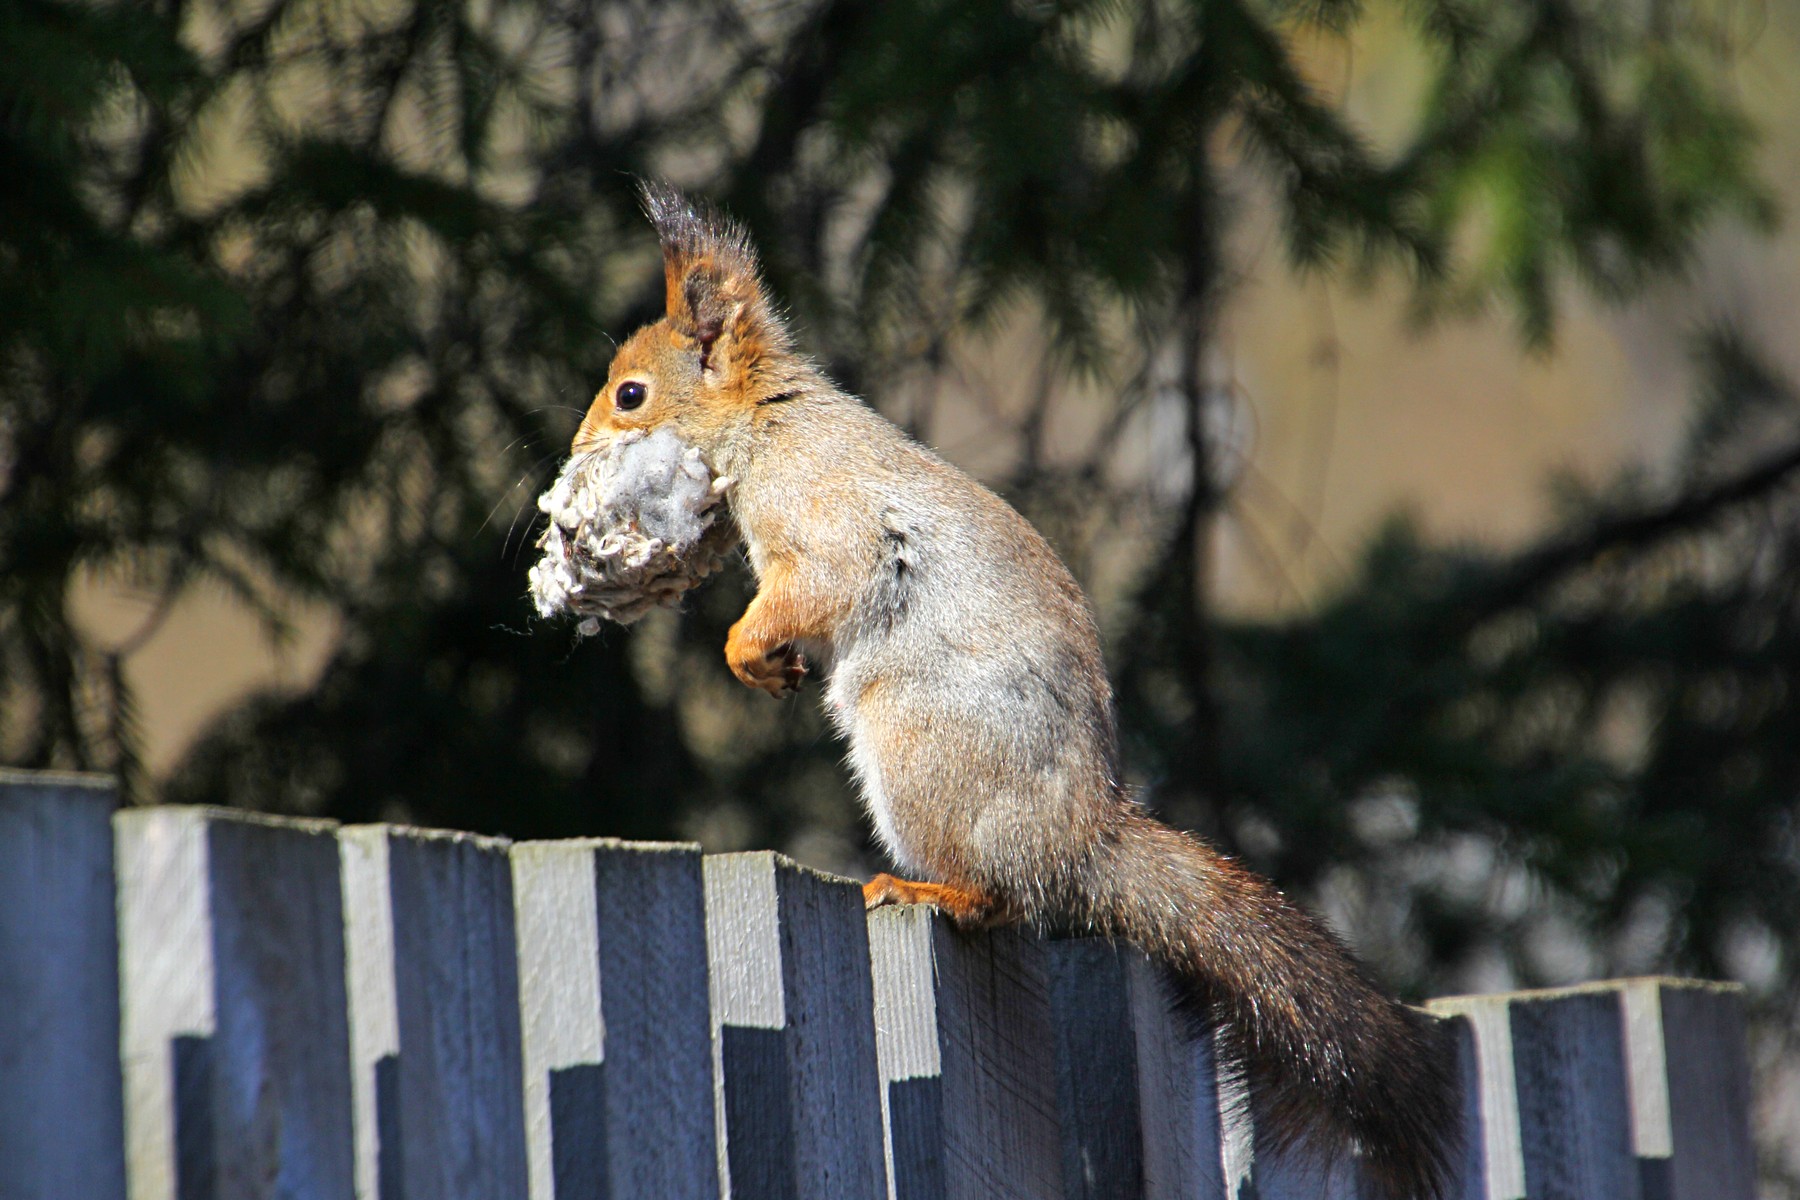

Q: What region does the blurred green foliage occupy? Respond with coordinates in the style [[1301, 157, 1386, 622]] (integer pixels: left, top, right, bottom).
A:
[[4, 5, 1797, 1168]]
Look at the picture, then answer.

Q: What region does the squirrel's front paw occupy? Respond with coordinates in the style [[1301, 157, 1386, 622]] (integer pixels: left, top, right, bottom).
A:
[[728, 639, 808, 697]]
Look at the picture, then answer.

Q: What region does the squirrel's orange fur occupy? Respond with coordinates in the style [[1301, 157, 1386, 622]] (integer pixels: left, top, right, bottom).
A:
[[570, 183, 1461, 1199]]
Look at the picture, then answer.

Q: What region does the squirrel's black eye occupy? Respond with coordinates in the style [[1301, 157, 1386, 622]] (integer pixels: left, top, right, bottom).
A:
[[615, 380, 647, 411]]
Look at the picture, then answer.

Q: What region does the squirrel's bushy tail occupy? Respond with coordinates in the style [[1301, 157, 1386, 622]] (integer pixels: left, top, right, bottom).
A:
[[1076, 810, 1459, 1200]]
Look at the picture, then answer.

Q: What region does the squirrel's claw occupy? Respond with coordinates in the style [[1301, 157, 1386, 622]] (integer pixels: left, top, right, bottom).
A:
[[731, 641, 808, 697]]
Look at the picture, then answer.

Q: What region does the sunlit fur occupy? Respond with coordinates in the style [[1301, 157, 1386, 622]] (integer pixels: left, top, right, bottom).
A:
[[572, 183, 1460, 1199]]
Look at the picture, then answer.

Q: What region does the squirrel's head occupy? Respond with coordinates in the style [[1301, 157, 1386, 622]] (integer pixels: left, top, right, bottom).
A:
[[573, 183, 797, 455]]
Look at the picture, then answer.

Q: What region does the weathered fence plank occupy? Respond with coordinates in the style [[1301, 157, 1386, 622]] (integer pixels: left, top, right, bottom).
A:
[[1123, 954, 1228, 1200], [867, 906, 1066, 1200], [117, 805, 213, 1200], [1044, 939, 1144, 1200], [342, 824, 529, 1200], [117, 806, 356, 1200], [1623, 979, 1755, 1200], [0, 771, 128, 1200], [1510, 989, 1641, 1200], [705, 851, 886, 1200], [867, 905, 946, 1200], [511, 840, 604, 1200], [1436, 1011, 1490, 1200], [340, 826, 401, 1200], [512, 838, 718, 1200], [1429, 993, 1527, 1200]]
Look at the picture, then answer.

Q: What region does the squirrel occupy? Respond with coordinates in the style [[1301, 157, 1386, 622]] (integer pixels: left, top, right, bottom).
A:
[[570, 182, 1460, 1199]]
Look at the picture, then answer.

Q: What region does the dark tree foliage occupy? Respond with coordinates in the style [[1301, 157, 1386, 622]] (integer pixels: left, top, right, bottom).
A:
[[4, 1, 1795, 1170], [1204, 342, 1800, 1001], [1200, 337, 1800, 1200]]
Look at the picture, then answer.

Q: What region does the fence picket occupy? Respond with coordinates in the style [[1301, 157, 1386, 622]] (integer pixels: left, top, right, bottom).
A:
[[705, 852, 886, 1200], [117, 806, 356, 1200], [1123, 954, 1228, 1200], [1511, 988, 1641, 1200], [1429, 993, 1525, 1200], [867, 907, 1066, 1200], [1044, 938, 1145, 1200], [342, 824, 528, 1200], [512, 838, 718, 1200], [1627, 979, 1756, 1200], [340, 826, 400, 1200], [0, 771, 128, 1200], [1436, 1011, 1490, 1200]]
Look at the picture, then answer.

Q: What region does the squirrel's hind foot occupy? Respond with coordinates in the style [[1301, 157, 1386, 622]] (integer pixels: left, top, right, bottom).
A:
[[863, 874, 1010, 931]]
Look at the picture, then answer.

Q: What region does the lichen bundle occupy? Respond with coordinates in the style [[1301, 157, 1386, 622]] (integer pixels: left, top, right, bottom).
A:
[[528, 427, 737, 631]]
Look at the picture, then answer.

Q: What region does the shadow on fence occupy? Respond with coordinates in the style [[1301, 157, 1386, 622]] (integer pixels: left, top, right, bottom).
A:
[[0, 770, 1757, 1200]]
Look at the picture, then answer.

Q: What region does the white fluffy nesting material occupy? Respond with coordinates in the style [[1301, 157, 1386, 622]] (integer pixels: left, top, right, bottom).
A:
[[528, 427, 737, 631]]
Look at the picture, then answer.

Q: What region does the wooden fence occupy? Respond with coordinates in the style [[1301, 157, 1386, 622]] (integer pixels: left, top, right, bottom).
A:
[[0, 769, 1758, 1200]]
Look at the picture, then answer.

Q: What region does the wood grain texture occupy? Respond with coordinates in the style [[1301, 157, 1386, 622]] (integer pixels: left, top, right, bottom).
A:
[[356, 824, 530, 1200], [1124, 954, 1227, 1200], [868, 904, 945, 1200], [1508, 990, 1641, 1200], [205, 812, 357, 1199], [933, 924, 1066, 1200], [1428, 992, 1526, 1200], [116, 805, 214, 1200], [117, 806, 355, 1200], [705, 852, 885, 1200], [513, 840, 605, 1200], [512, 838, 718, 1200], [590, 838, 718, 1200], [1043, 938, 1142, 1200], [341, 826, 399, 1200], [0, 771, 128, 1200], [867, 907, 1066, 1200], [1638, 979, 1754, 1200]]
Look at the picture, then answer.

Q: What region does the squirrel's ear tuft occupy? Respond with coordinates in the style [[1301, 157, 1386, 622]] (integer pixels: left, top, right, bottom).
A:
[[637, 180, 789, 378]]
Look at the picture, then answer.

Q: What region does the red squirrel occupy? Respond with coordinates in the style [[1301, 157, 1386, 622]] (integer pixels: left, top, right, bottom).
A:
[[569, 183, 1459, 1198]]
